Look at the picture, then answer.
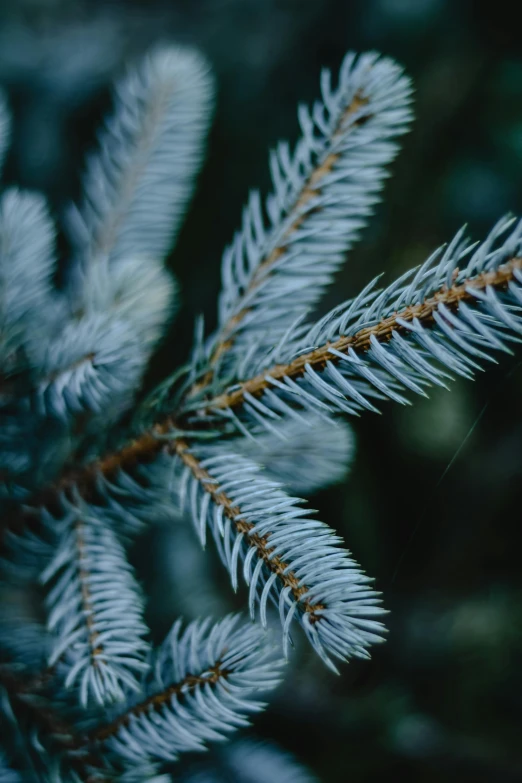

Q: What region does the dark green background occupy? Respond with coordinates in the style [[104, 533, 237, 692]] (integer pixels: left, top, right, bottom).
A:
[[2, 1, 522, 781]]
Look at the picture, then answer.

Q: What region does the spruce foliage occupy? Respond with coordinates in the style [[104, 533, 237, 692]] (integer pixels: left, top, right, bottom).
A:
[[1, 40, 522, 781]]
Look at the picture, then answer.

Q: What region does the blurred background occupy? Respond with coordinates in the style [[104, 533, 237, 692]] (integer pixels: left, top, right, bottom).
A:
[[2, 1, 522, 781]]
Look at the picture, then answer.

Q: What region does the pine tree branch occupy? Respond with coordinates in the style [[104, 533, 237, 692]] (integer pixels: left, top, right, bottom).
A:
[[0, 190, 57, 368], [4, 434, 376, 669], [66, 46, 214, 276], [191, 91, 370, 394], [174, 443, 383, 668], [40, 505, 150, 708], [174, 440, 324, 617], [75, 518, 103, 660], [86, 660, 227, 745], [201, 255, 522, 414], [190, 52, 412, 396], [4, 247, 522, 536], [2, 615, 281, 776], [34, 313, 148, 422], [80, 615, 283, 765]]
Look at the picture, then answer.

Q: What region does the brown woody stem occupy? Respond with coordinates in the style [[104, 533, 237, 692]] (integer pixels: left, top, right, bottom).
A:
[[75, 518, 104, 662]]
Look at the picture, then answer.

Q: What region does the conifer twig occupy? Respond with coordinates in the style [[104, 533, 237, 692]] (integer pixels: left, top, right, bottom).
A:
[[202, 255, 522, 413], [193, 91, 371, 391], [3, 249, 522, 533], [173, 441, 324, 618], [195, 52, 412, 393], [80, 615, 284, 765], [86, 661, 227, 745]]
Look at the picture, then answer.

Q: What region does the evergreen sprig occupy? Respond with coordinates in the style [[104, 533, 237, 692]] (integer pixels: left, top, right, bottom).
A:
[[1, 39, 520, 781]]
